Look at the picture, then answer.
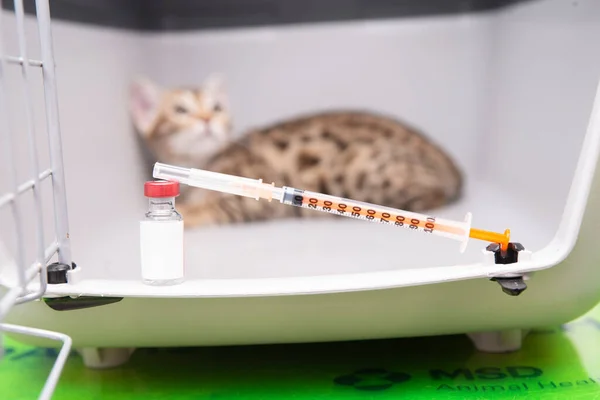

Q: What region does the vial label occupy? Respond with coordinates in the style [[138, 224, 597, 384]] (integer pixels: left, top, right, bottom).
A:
[[140, 220, 184, 281]]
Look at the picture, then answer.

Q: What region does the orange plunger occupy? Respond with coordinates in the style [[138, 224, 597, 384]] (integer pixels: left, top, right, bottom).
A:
[[469, 228, 511, 251]]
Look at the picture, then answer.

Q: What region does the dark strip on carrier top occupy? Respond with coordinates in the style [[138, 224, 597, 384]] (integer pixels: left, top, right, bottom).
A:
[[3, 0, 535, 31]]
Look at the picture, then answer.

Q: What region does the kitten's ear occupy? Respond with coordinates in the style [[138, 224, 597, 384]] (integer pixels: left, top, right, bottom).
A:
[[129, 77, 161, 137], [203, 73, 226, 96], [204, 73, 230, 116]]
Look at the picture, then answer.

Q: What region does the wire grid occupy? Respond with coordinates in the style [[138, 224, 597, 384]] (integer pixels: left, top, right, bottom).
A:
[[0, 1, 73, 399]]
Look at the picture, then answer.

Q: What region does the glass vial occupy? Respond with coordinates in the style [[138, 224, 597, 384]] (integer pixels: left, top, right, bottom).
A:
[[140, 180, 184, 286]]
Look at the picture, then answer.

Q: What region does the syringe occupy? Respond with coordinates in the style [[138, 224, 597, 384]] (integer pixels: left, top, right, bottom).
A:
[[153, 162, 510, 252]]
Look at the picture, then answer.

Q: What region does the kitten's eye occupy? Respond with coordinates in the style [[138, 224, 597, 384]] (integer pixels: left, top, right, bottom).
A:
[[213, 103, 222, 112], [174, 105, 188, 114]]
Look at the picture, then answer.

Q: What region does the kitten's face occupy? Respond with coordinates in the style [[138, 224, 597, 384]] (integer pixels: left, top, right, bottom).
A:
[[130, 75, 232, 165]]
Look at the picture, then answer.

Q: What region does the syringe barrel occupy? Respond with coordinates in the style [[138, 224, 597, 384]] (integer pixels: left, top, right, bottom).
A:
[[281, 187, 472, 251]]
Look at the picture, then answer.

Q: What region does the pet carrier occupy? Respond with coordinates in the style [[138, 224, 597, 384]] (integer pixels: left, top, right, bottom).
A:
[[1, 0, 600, 387]]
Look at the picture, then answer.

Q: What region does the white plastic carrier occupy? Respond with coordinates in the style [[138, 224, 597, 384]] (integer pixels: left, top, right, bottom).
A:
[[1, 0, 600, 397]]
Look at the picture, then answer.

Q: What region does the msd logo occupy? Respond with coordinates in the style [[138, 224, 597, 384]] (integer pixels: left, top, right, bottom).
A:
[[334, 368, 411, 391]]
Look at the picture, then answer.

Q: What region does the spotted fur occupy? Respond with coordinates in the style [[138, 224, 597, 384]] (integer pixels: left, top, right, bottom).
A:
[[130, 76, 463, 228]]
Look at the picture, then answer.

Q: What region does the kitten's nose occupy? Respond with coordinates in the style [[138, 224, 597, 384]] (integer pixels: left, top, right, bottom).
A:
[[197, 113, 211, 122]]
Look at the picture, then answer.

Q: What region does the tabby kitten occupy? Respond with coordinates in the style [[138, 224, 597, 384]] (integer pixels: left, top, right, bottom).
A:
[[129, 75, 463, 228]]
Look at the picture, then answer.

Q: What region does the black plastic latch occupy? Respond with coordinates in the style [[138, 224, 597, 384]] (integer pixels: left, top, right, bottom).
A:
[[47, 262, 76, 284], [487, 242, 527, 296], [490, 276, 528, 296], [486, 242, 525, 264]]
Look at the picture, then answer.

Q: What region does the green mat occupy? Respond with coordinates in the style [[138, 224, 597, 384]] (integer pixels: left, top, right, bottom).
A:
[[3, 305, 600, 400]]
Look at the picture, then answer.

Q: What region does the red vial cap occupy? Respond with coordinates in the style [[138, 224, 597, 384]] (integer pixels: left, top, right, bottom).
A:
[[144, 180, 180, 198]]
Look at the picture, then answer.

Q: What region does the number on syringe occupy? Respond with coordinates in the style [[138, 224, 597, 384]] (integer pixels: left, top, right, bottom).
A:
[[308, 197, 318, 209], [424, 216, 436, 233], [323, 200, 332, 212], [381, 212, 390, 223], [409, 218, 419, 230], [395, 215, 405, 227], [366, 209, 376, 221]]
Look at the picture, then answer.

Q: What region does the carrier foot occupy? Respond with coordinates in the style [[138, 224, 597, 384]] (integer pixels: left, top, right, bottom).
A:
[[467, 329, 529, 353], [78, 347, 135, 369]]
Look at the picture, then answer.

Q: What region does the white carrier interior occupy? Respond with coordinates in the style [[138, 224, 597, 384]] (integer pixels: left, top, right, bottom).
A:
[[1, 0, 600, 298]]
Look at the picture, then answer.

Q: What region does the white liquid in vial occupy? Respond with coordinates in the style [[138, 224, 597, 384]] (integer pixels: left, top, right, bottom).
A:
[[140, 220, 184, 285]]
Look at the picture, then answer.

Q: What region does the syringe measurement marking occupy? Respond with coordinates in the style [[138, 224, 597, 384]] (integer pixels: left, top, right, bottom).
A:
[[293, 194, 437, 233]]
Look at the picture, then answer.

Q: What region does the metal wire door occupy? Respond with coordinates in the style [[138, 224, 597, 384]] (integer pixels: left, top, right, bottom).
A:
[[0, 0, 72, 398]]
